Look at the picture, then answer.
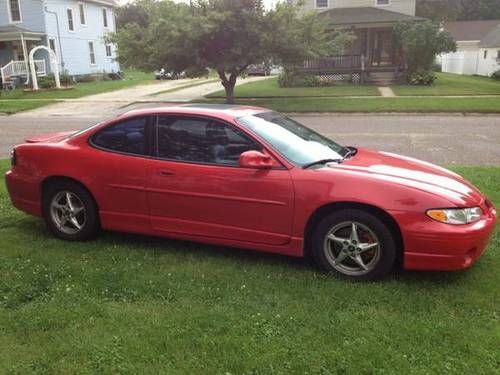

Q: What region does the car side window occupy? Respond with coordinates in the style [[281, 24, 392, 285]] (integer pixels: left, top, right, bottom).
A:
[[157, 116, 261, 166], [92, 117, 147, 155]]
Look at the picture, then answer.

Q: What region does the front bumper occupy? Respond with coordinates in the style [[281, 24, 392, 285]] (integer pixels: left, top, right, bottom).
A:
[[391, 206, 497, 271]]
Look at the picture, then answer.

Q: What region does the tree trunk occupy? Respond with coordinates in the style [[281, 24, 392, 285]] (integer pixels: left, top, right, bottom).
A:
[[224, 82, 235, 104]]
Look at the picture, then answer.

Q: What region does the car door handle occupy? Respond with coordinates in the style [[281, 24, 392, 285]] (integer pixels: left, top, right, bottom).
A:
[[158, 169, 175, 176]]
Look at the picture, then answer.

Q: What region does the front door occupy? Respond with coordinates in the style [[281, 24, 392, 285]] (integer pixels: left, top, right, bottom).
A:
[[371, 30, 394, 67], [147, 115, 295, 246]]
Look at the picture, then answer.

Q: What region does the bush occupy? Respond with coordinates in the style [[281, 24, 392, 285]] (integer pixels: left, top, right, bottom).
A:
[[278, 67, 302, 87], [407, 69, 437, 85], [492, 70, 500, 80], [431, 62, 442, 72], [185, 67, 209, 78], [37, 75, 56, 89]]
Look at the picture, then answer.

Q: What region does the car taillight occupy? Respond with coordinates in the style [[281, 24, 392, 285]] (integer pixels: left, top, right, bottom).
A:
[[10, 148, 17, 167]]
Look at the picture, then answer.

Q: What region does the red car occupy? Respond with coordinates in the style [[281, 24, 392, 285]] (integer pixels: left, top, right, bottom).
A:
[[5, 105, 497, 280]]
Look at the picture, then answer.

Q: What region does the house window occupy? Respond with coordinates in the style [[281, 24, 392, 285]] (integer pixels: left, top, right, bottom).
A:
[[105, 44, 112, 57], [88, 41, 96, 65], [316, 0, 328, 7], [376, 0, 391, 5], [484, 50, 488, 59], [9, 0, 22, 22], [102, 8, 109, 28], [67, 8, 75, 31], [78, 2, 86, 25], [48, 38, 57, 56]]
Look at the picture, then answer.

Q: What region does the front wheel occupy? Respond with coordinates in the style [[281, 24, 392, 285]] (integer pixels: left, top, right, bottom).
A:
[[311, 209, 397, 280], [43, 181, 99, 241]]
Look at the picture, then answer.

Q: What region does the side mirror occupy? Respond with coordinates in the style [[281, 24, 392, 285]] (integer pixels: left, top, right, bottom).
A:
[[239, 150, 274, 169]]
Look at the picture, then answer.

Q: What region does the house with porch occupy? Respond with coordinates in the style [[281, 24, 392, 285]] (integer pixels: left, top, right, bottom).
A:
[[0, 0, 120, 88], [292, 0, 425, 84]]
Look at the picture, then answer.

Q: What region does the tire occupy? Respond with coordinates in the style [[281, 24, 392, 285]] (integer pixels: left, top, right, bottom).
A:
[[311, 209, 396, 281], [43, 180, 100, 241]]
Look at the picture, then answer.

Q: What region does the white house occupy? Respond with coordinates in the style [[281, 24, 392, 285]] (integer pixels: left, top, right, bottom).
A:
[[0, 0, 120, 86], [441, 20, 500, 77]]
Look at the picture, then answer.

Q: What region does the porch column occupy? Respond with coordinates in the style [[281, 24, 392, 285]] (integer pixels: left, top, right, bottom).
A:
[[20, 33, 30, 85]]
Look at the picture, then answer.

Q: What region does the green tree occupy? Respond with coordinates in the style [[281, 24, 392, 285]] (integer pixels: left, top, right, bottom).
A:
[[416, 0, 500, 21], [394, 21, 456, 74], [111, 0, 350, 103]]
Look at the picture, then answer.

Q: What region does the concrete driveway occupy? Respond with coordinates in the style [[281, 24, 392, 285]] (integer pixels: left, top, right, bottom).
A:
[[1, 113, 499, 165]]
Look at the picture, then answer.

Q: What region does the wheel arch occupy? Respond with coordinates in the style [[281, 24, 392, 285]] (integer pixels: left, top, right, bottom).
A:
[[41, 175, 100, 213], [303, 201, 404, 266]]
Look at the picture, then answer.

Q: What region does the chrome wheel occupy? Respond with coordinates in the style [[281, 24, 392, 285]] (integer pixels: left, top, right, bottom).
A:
[[50, 191, 86, 235], [323, 221, 381, 276]]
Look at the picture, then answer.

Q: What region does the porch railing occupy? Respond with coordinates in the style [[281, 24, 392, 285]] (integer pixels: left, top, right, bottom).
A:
[[302, 55, 363, 71], [1, 60, 47, 86]]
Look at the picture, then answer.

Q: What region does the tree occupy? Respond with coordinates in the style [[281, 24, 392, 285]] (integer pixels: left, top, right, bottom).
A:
[[111, 0, 350, 103], [416, 0, 500, 21], [394, 21, 456, 74]]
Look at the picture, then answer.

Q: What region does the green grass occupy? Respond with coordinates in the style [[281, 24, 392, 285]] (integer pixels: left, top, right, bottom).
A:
[[0, 159, 499, 373], [0, 70, 154, 101], [392, 73, 500, 96], [0, 100, 60, 114], [0, 70, 154, 114], [207, 77, 380, 98], [199, 96, 500, 113]]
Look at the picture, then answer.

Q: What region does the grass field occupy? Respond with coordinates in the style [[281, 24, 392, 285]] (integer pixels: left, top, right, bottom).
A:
[[0, 159, 499, 373], [393, 73, 500, 96], [199, 96, 500, 113], [207, 77, 380, 98]]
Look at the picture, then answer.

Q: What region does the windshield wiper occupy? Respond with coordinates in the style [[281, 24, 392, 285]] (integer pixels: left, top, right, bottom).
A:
[[302, 158, 343, 169]]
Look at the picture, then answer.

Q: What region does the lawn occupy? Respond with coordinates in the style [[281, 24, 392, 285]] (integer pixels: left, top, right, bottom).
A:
[[392, 73, 500, 96], [0, 100, 60, 115], [0, 159, 499, 373], [199, 97, 500, 113], [0, 70, 154, 115], [207, 77, 380, 98]]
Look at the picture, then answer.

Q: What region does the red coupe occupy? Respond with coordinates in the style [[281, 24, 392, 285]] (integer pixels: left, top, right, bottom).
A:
[[5, 105, 497, 280]]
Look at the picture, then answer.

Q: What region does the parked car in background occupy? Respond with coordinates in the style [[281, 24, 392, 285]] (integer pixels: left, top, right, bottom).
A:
[[247, 64, 271, 76], [154, 69, 186, 80], [5, 105, 497, 280]]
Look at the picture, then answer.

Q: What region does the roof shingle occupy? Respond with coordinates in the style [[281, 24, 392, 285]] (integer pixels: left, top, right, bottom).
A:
[[319, 7, 425, 26]]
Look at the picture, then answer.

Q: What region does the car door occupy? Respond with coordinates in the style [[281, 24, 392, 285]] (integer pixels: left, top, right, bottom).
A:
[[147, 115, 295, 246], [89, 115, 153, 233]]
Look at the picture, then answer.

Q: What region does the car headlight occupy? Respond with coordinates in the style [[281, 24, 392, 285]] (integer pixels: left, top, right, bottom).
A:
[[426, 207, 483, 225], [10, 148, 17, 167]]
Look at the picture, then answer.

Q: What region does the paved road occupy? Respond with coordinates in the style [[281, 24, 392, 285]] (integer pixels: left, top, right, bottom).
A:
[[1, 113, 499, 165]]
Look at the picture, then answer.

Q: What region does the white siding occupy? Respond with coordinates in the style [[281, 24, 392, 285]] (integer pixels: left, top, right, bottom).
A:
[[43, 0, 119, 75], [441, 42, 500, 77], [296, 0, 416, 16]]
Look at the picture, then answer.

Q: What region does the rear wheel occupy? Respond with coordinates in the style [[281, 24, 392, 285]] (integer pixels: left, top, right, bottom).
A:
[[311, 209, 396, 280], [43, 181, 99, 241]]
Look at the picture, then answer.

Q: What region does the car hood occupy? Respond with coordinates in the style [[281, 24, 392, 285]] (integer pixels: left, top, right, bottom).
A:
[[25, 131, 75, 143], [329, 148, 484, 207]]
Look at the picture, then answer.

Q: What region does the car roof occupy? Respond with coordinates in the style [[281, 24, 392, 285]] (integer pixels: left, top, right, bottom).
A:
[[117, 103, 270, 122]]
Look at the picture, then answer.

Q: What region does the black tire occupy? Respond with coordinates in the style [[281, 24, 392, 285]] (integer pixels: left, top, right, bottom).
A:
[[43, 180, 100, 241], [311, 209, 396, 281]]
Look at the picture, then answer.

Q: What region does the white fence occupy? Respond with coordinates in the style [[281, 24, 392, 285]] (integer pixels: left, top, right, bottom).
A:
[[1, 59, 47, 86]]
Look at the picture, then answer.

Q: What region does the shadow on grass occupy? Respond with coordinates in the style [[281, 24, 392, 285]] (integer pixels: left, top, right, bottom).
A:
[[14, 216, 471, 286]]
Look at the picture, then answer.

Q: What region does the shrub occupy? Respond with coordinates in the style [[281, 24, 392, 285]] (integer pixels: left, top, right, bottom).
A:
[[185, 67, 209, 78], [431, 62, 442, 72], [37, 75, 56, 89], [278, 67, 302, 87], [407, 69, 437, 85], [492, 70, 500, 80]]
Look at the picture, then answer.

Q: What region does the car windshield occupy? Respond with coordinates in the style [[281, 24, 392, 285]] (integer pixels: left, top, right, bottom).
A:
[[237, 112, 348, 167]]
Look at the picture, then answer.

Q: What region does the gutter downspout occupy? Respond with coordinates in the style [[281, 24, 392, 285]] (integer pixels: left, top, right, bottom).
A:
[[44, 6, 65, 72]]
